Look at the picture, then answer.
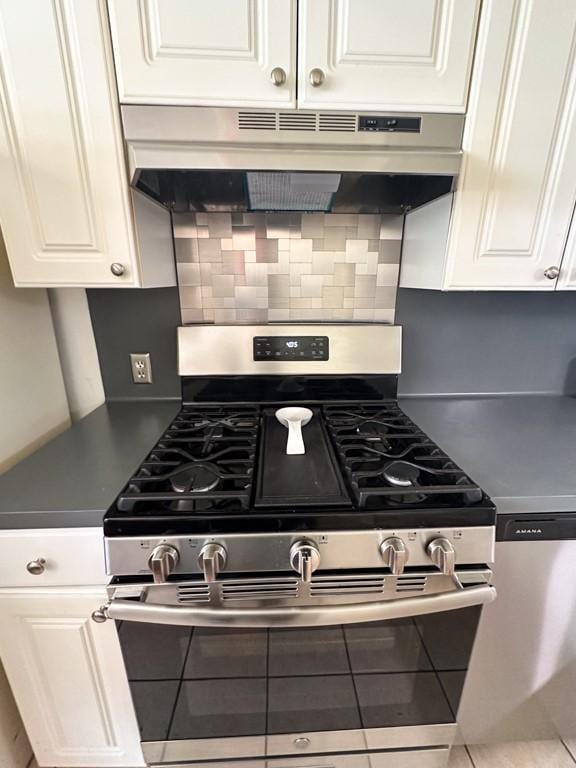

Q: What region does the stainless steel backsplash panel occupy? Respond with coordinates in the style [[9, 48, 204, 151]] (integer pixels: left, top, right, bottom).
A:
[[174, 212, 403, 324]]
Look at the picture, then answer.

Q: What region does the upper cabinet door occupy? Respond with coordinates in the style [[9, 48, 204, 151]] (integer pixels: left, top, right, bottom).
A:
[[108, 0, 297, 108], [0, 0, 140, 287], [446, 0, 576, 290], [298, 0, 480, 112]]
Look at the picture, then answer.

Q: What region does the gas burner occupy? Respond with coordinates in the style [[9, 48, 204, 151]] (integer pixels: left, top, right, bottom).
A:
[[382, 460, 421, 487], [380, 460, 427, 505], [354, 421, 393, 453], [112, 405, 259, 515], [324, 403, 487, 510], [170, 462, 221, 494]]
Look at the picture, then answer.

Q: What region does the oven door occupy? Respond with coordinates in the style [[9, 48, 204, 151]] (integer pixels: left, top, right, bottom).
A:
[[110, 569, 494, 768]]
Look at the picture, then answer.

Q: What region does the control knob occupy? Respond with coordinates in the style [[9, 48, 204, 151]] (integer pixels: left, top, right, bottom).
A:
[[148, 544, 179, 584], [427, 538, 456, 576], [198, 543, 227, 583], [379, 537, 408, 575], [290, 540, 320, 582]]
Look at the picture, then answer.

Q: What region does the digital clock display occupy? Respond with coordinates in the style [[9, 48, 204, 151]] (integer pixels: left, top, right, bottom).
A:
[[253, 336, 329, 361]]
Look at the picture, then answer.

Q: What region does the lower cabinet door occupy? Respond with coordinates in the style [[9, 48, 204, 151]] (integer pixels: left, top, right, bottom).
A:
[[0, 587, 144, 768]]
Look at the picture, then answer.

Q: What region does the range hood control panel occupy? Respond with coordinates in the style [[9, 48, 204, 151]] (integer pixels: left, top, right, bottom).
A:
[[358, 115, 421, 133], [253, 335, 329, 361]]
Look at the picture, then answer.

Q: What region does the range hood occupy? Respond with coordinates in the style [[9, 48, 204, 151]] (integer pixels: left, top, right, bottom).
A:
[[122, 106, 463, 213]]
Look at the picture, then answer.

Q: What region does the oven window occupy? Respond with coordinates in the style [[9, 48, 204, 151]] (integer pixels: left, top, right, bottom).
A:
[[117, 606, 480, 743]]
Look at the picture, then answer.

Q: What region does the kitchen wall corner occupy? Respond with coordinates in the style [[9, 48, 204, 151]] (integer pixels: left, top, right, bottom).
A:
[[48, 288, 105, 421], [0, 229, 70, 474], [86, 287, 181, 402]]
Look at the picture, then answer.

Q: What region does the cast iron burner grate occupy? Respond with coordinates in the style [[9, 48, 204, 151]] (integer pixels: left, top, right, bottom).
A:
[[323, 403, 484, 509], [115, 405, 259, 514]]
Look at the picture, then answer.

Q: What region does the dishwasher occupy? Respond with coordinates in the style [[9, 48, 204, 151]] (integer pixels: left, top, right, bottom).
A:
[[456, 512, 576, 753]]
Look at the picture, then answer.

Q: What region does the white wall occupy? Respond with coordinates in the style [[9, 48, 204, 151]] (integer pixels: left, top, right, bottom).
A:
[[48, 289, 105, 421], [0, 231, 70, 473]]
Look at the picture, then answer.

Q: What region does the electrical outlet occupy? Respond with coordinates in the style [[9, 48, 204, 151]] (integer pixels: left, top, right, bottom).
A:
[[130, 353, 153, 384]]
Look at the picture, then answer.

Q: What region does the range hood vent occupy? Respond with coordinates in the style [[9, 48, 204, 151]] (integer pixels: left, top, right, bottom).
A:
[[238, 111, 278, 130], [122, 105, 463, 211], [238, 111, 357, 133], [319, 113, 357, 132]]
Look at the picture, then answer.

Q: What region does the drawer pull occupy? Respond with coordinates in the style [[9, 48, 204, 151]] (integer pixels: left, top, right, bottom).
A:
[[26, 558, 46, 575]]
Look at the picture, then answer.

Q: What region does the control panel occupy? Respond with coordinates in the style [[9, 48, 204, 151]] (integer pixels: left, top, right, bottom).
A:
[[253, 335, 329, 361], [105, 527, 495, 580], [358, 115, 421, 133]]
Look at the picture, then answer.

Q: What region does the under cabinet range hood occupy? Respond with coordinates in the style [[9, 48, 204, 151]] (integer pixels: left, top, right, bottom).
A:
[[121, 106, 464, 213]]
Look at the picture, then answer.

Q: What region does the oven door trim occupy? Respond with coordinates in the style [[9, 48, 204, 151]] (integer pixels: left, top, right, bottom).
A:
[[101, 579, 495, 627], [142, 724, 456, 764]]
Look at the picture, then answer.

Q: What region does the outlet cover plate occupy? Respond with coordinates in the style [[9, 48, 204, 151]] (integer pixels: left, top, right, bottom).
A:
[[130, 353, 152, 384]]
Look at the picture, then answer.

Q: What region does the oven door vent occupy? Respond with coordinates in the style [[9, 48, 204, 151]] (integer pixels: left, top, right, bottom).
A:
[[177, 584, 211, 603], [310, 574, 386, 597], [221, 578, 299, 601], [394, 575, 428, 593]]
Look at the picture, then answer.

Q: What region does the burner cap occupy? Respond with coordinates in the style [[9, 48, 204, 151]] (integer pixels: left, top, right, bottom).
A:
[[382, 461, 421, 488], [170, 463, 220, 494], [357, 421, 392, 449]]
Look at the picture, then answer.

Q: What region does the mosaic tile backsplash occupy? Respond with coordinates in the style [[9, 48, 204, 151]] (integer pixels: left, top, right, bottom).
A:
[[174, 213, 402, 324]]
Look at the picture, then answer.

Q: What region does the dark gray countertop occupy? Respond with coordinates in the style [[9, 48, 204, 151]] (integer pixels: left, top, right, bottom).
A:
[[1, 395, 574, 529], [0, 400, 180, 528], [400, 395, 576, 515]]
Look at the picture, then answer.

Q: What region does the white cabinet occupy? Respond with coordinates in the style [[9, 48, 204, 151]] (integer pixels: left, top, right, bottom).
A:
[[0, 528, 106, 587], [0, 587, 144, 768], [401, 0, 576, 291], [298, 0, 480, 112], [0, 0, 175, 288], [0, 529, 143, 767], [108, 0, 297, 108], [108, 0, 478, 113]]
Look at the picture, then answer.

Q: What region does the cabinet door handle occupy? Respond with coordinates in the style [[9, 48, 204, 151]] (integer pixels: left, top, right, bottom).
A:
[[26, 558, 46, 575], [270, 67, 287, 86], [309, 68, 325, 87], [110, 262, 125, 276], [544, 265, 560, 280]]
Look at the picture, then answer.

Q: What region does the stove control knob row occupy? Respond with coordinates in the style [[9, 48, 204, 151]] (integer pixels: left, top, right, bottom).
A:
[[379, 537, 408, 575], [427, 538, 456, 576], [148, 544, 179, 584], [290, 540, 321, 582], [198, 543, 227, 583]]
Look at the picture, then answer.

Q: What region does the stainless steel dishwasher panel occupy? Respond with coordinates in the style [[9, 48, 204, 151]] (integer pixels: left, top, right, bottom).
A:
[[457, 538, 576, 746]]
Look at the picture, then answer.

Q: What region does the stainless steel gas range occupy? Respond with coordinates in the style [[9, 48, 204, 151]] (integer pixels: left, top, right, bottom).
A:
[[95, 324, 496, 768]]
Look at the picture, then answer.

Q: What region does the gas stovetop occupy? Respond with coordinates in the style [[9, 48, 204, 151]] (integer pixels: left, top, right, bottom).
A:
[[104, 400, 495, 538]]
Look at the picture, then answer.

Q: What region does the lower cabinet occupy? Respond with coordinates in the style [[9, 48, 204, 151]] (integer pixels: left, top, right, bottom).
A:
[[0, 587, 144, 768]]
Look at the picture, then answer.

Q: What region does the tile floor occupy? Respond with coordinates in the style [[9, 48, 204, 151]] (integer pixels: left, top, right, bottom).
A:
[[28, 741, 576, 768], [449, 741, 576, 768]]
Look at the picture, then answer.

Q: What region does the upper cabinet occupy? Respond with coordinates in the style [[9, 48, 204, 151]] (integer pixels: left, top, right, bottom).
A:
[[298, 0, 480, 112], [0, 0, 175, 288], [108, 0, 479, 113], [401, 0, 576, 291], [108, 0, 298, 108]]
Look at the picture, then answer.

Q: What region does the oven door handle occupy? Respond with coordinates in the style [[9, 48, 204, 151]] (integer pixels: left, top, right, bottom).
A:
[[98, 583, 496, 628]]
